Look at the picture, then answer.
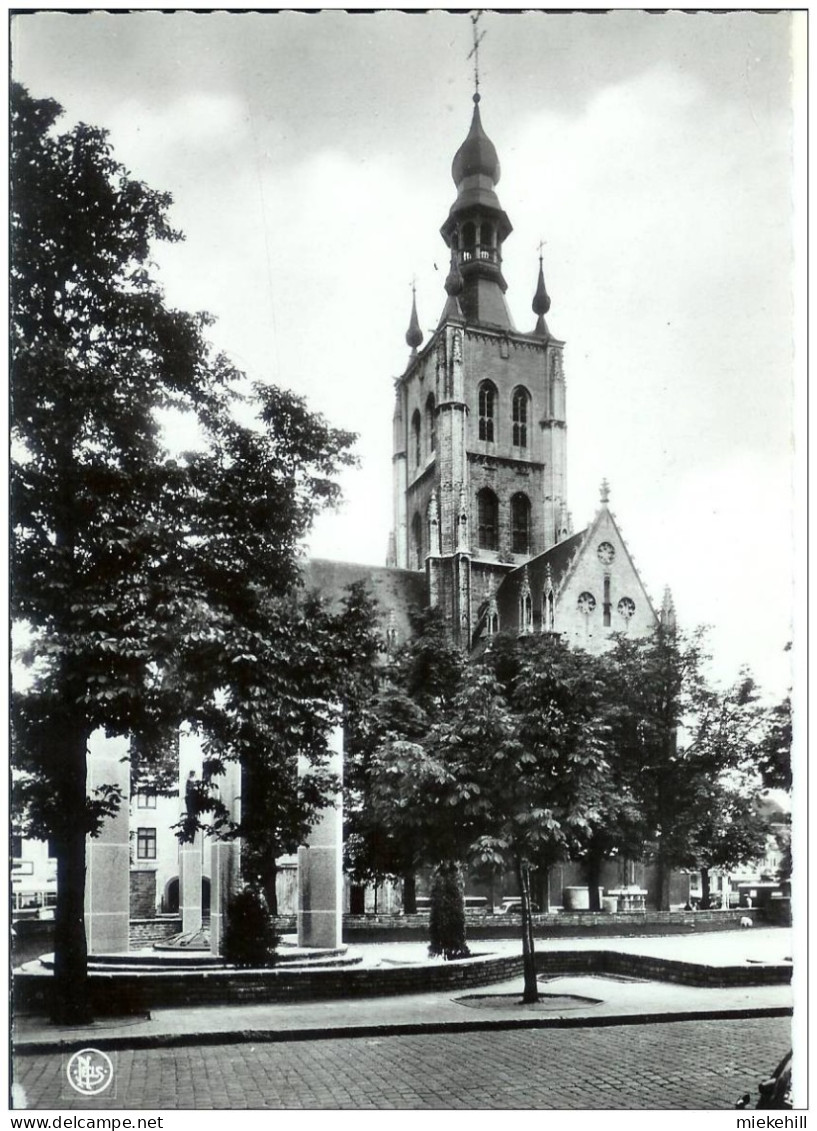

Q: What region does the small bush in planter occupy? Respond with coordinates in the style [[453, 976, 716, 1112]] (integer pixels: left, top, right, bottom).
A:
[[222, 885, 280, 967], [428, 862, 470, 960]]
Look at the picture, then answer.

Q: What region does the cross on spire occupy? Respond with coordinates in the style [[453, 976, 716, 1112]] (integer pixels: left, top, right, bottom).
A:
[[537, 238, 547, 259], [467, 11, 486, 97]]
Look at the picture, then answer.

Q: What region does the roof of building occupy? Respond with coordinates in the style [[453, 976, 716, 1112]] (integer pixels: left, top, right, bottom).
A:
[[301, 558, 427, 645]]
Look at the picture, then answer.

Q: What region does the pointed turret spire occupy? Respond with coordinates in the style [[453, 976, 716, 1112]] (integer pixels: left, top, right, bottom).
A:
[[456, 483, 469, 554], [438, 247, 465, 326], [660, 586, 677, 633], [543, 563, 556, 634], [486, 575, 499, 638], [406, 284, 424, 352], [532, 250, 551, 338]]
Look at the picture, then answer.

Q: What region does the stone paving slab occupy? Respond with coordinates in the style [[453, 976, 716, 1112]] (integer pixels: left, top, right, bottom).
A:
[[13, 1017, 796, 1110], [14, 971, 792, 1053]]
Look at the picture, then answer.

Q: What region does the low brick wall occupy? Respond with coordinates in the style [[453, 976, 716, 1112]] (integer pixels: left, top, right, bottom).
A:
[[14, 937, 790, 1017], [342, 908, 751, 943], [128, 918, 181, 947]]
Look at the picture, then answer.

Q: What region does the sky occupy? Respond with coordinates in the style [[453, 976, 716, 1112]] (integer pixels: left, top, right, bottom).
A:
[[11, 8, 803, 700]]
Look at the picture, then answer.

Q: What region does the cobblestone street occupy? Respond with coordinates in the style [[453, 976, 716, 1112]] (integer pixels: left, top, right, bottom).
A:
[[13, 1016, 792, 1110]]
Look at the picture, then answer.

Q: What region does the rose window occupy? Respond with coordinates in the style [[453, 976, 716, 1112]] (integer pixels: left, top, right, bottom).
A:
[[617, 597, 636, 619], [577, 592, 596, 615], [597, 541, 615, 566]]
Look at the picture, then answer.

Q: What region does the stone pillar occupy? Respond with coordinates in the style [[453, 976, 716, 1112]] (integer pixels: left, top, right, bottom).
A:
[[178, 730, 204, 935], [298, 725, 343, 949], [209, 757, 241, 957], [85, 731, 130, 955]]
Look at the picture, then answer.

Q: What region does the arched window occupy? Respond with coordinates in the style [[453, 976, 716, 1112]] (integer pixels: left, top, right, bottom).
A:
[[512, 387, 530, 448], [461, 221, 476, 261], [411, 512, 423, 570], [479, 222, 493, 260], [478, 381, 497, 443], [425, 393, 436, 453], [411, 409, 421, 468], [477, 488, 499, 551], [511, 493, 531, 555]]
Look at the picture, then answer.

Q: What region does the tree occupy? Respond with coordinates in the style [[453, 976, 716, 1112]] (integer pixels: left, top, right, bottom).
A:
[[344, 607, 465, 913], [758, 693, 793, 793], [606, 624, 772, 910], [11, 84, 355, 1022], [688, 784, 771, 909], [369, 633, 611, 1001]]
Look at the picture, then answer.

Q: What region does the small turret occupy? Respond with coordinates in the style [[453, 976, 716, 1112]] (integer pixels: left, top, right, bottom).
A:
[[406, 284, 424, 352], [660, 587, 677, 634], [532, 253, 551, 338]]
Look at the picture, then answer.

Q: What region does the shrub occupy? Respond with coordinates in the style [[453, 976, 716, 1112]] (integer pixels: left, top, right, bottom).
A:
[[428, 862, 470, 960], [222, 885, 280, 967]]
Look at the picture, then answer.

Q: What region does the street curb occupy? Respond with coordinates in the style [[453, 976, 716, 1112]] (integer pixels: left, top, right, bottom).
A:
[[13, 1005, 793, 1055]]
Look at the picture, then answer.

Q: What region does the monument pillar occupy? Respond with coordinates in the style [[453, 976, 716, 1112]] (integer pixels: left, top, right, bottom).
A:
[[210, 757, 241, 957], [297, 724, 344, 949], [178, 730, 204, 935], [85, 731, 130, 955]]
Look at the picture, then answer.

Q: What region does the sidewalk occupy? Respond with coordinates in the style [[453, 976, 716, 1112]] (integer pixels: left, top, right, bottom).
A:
[[13, 929, 793, 1054]]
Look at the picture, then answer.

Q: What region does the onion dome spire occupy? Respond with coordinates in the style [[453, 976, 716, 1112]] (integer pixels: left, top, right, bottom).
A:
[[440, 95, 513, 329], [406, 284, 424, 352], [532, 251, 551, 338], [451, 93, 502, 188]]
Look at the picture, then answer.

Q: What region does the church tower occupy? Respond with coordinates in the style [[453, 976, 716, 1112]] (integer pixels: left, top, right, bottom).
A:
[[389, 94, 569, 646]]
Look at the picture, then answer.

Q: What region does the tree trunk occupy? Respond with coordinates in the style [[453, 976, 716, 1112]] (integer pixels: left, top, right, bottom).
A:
[[700, 866, 711, 911], [52, 728, 92, 1024], [585, 853, 603, 912], [402, 872, 417, 915], [647, 855, 669, 909], [516, 858, 539, 1004]]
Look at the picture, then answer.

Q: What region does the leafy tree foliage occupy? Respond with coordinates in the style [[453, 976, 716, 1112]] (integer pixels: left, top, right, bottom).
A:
[[428, 863, 470, 960], [757, 694, 793, 793], [343, 608, 464, 908], [222, 886, 280, 967], [606, 625, 773, 909], [11, 83, 355, 1021], [367, 632, 611, 1002]]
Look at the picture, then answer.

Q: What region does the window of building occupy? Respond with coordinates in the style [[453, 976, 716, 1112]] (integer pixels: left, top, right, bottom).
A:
[[411, 512, 423, 570], [425, 393, 436, 453], [137, 791, 157, 809], [12, 835, 22, 859], [511, 493, 531, 555], [461, 221, 476, 261], [477, 489, 499, 551], [512, 387, 529, 448], [411, 410, 422, 468], [478, 381, 497, 443], [136, 828, 157, 860], [603, 575, 612, 627]]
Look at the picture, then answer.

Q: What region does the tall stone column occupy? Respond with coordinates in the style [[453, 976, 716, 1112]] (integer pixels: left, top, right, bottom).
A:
[[178, 729, 204, 935], [209, 757, 241, 957], [297, 724, 343, 949], [85, 731, 130, 955]]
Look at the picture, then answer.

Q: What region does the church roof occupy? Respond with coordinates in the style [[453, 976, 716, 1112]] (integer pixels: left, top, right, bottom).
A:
[[494, 529, 587, 626], [301, 558, 427, 646]]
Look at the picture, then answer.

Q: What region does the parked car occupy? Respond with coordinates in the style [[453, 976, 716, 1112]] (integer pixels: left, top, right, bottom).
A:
[[496, 898, 539, 915], [736, 1050, 792, 1110]]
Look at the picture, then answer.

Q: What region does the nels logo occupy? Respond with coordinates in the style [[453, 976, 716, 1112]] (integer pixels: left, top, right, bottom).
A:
[[66, 1048, 114, 1096]]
